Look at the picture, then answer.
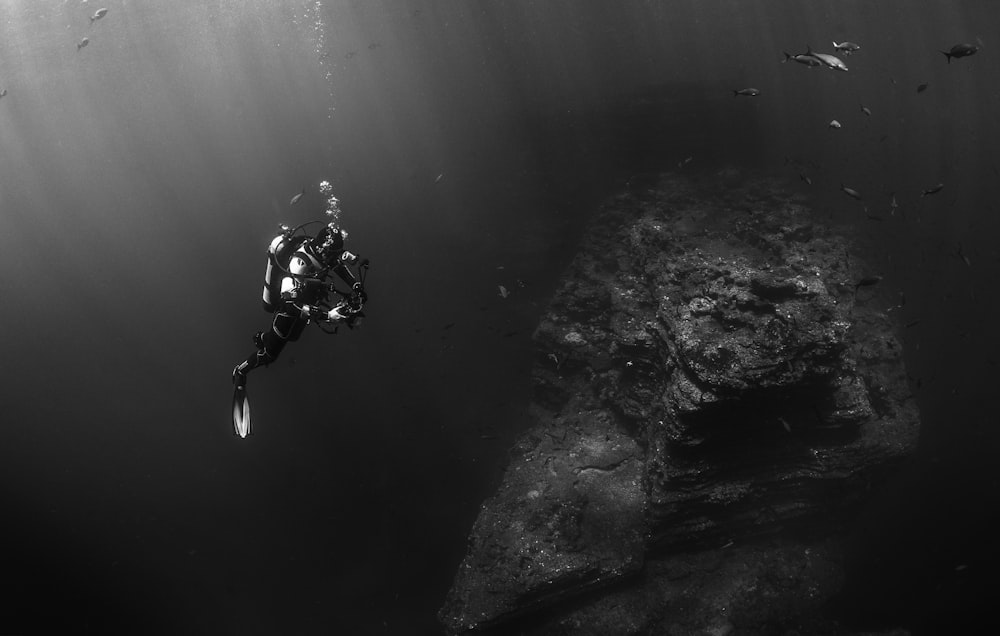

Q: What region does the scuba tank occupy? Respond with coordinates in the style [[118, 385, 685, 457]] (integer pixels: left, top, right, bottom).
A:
[[261, 225, 309, 312]]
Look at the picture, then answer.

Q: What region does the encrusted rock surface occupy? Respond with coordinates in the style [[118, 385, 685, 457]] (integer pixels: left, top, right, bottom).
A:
[[440, 170, 920, 635]]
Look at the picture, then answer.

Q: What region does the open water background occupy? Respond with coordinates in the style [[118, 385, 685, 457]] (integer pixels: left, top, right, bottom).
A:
[[1, 1, 998, 634]]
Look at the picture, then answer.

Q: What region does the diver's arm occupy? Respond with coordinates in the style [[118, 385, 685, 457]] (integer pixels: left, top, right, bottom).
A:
[[333, 264, 359, 288], [279, 276, 322, 319]]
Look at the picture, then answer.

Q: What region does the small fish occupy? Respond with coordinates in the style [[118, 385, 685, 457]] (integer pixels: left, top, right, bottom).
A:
[[90, 8, 108, 23], [733, 88, 760, 97], [956, 244, 972, 267], [799, 173, 812, 186], [807, 47, 848, 72], [889, 192, 899, 215], [0, 88, 6, 99], [498, 285, 509, 299], [782, 51, 822, 66], [77, 37, 89, 51], [860, 104, 872, 116], [832, 41, 861, 55], [678, 156, 693, 168], [917, 83, 929, 93], [778, 417, 792, 433], [941, 43, 978, 64], [289, 188, 305, 205], [442, 322, 456, 330], [920, 183, 944, 197], [840, 183, 863, 200], [905, 320, 921, 329], [434, 172, 445, 184], [829, 119, 842, 129], [854, 275, 882, 290]]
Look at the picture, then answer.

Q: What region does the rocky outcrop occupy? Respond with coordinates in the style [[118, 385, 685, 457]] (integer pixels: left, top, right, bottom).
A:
[[440, 170, 920, 635]]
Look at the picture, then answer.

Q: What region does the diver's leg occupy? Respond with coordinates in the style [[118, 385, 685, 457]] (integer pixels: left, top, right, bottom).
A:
[[232, 328, 287, 388]]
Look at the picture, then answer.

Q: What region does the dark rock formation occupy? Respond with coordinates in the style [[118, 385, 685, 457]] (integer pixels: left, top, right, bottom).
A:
[[440, 170, 920, 635]]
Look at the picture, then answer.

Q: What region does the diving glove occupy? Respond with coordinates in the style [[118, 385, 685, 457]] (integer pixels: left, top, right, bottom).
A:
[[327, 306, 351, 322]]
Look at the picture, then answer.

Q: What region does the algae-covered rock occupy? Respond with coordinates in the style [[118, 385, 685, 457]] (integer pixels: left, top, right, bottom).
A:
[[440, 170, 919, 635]]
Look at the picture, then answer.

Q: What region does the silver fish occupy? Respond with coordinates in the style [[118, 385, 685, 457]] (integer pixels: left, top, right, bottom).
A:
[[733, 88, 760, 97], [289, 188, 305, 205], [783, 51, 822, 66], [832, 41, 861, 55], [807, 47, 848, 72], [77, 37, 89, 51], [941, 43, 978, 64], [90, 8, 108, 23], [921, 183, 944, 197], [828, 119, 842, 129], [840, 183, 863, 200]]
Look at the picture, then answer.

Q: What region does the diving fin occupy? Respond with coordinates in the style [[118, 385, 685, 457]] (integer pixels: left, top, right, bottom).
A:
[[232, 386, 251, 438]]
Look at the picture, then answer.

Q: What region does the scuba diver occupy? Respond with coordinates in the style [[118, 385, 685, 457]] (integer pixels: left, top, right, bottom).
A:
[[231, 188, 369, 438]]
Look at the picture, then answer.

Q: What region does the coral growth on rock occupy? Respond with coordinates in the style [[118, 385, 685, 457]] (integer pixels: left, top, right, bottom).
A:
[[440, 171, 919, 635]]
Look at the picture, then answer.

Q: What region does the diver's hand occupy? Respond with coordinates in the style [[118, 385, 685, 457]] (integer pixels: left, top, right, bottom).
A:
[[327, 306, 350, 322], [305, 304, 328, 321]]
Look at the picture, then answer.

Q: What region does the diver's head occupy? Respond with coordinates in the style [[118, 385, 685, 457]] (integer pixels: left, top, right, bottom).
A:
[[313, 224, 345, 265]]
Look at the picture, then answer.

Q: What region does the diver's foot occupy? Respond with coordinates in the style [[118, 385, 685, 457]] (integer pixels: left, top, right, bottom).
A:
[[232, 365, 247, 390], [252, 331, 264, 349]]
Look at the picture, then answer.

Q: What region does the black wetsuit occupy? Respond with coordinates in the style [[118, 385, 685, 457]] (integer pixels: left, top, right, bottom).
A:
[[236, 241, 358, 380]]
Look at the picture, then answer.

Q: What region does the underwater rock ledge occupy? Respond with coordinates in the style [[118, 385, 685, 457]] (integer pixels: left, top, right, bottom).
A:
[[440, 170, 920, 635]]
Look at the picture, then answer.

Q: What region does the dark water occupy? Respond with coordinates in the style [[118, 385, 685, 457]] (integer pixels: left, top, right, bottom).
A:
[[1, 1, 998, 634]]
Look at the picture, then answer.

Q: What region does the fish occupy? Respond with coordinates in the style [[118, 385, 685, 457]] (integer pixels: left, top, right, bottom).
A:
[[807, 47, 848, 71], [917, 83, 929, 93], [832, 41, 861, 55], [920, 183, 944, 197], [289, 188, 305, 205], [733, 88, 760, 97], [889, 192, 899, 215], [860, 104, 872, 116], [778, 417, 792, 433], [840, 183, 863, 200], [498, 285, 509, 299], [434, 173, 445, 184], [854, 275, 882, 291], [782, 51, 822, 66], [77, 37, 89, 51], [90, 7, 108, 23], [828, 119, 842, 129], [678, 156, 693, 168], [0, 88, 6, 99], [956, 244, 972, 267], [799, 173, 812, 186], [941, 43, 978, 63]]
